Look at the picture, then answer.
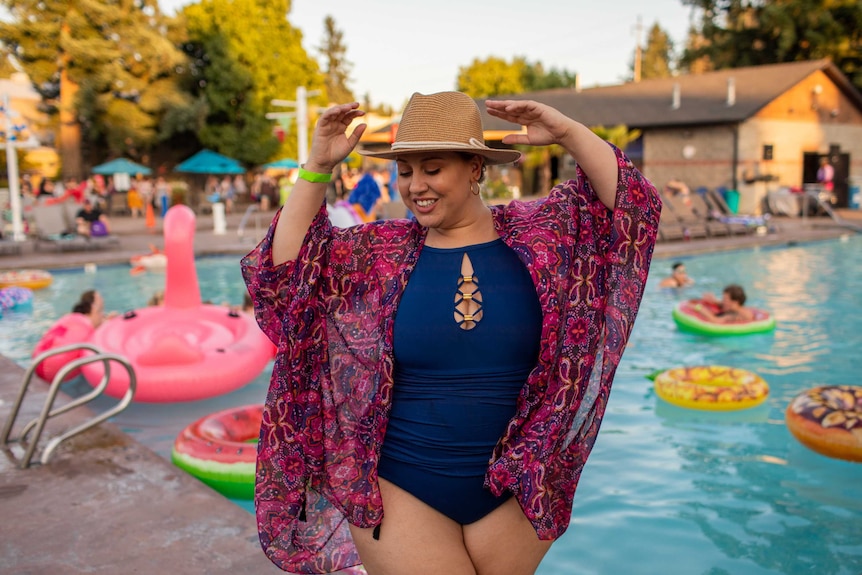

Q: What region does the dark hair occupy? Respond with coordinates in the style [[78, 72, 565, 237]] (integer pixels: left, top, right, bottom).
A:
[[72, 289, 97, 315], [724, 284, 746, 305], [672, 262, 685, 272], [456, 152, 487, 183]]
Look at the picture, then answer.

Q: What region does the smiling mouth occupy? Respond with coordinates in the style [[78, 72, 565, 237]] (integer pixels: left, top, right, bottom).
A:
[[414, 198, 437, 208]]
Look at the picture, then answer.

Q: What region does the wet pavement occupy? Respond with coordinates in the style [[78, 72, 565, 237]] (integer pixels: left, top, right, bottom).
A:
[[1, 201, 860, 574]]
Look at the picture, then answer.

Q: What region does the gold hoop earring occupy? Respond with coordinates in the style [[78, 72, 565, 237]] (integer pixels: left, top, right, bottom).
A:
[[471, 181, 480, 196]]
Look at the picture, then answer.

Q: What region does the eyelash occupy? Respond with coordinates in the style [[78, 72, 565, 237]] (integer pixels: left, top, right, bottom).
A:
[[399, 168, 440, 178]]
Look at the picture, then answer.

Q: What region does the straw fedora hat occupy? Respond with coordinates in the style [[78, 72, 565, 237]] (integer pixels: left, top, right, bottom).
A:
[[359, 91, 521, 165]]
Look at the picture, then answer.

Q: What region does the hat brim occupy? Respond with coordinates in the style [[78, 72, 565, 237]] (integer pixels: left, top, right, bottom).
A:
[[359, 146, 521, 166]]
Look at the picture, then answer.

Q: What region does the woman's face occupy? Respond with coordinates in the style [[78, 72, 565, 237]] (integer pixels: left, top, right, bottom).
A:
[[396, 152, 482, 230], [92, 292, 104, 314]]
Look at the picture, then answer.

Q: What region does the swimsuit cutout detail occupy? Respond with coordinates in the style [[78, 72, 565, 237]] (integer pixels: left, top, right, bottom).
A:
[[454, 253, 483, 329]]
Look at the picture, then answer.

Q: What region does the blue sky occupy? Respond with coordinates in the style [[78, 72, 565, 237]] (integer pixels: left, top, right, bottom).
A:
[[159, 0, 697, 110]]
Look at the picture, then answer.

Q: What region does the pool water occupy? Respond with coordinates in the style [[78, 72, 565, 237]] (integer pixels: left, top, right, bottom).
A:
[[2, 238, 861, 575]]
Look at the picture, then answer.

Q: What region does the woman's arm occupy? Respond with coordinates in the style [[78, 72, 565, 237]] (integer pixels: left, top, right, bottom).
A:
[[271, 103, 366, 266], [485, 99, 618, 209]]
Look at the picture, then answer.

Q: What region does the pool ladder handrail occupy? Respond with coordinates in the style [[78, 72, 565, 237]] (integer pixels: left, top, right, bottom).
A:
[[237, 203, 262, 243], [0, 343, 137, 469]]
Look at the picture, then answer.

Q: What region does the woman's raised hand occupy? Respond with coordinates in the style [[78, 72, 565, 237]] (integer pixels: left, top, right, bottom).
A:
[[485, 99, 575, 148], [305, 103, 367, 173]]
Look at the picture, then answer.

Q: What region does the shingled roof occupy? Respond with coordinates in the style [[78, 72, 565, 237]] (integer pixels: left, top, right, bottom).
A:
[[479, 59, 862, 131]]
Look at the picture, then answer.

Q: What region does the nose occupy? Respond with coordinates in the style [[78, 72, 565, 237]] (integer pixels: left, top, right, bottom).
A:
[[406, 172, 428, 194]]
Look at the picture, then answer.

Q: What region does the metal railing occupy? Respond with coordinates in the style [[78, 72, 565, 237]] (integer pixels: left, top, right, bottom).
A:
[[1, 343, 137, 468], [237, 203, 262, 243]]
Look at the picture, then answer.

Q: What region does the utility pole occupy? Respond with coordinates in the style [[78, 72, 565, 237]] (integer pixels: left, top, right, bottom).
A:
[[2, 93, 38, 241], [268, 86, 321, 165], [633, 16, 643, 83]]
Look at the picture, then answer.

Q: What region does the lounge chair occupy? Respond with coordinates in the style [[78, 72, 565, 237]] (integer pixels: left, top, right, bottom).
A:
[[30, 202, 119, 252], [657, 200, 687, 242], [687, 192, 733, 237], [0, 237, 23, 255], [661, 193, 710, 240], [704, 189, 769, 234]]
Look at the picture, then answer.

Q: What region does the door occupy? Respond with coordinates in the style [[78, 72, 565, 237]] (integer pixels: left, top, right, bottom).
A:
[[802, 152, 851, 207]]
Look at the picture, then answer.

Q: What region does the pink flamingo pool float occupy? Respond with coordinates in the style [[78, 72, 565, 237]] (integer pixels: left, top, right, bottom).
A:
[[80, 205, 273, 402]]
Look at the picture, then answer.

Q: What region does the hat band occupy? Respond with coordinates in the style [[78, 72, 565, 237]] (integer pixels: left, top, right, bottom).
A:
[[391, 137, 487, 152]]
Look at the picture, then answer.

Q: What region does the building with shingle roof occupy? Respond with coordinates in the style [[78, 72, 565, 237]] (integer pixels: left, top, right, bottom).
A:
[[478, 59, 862, 213]]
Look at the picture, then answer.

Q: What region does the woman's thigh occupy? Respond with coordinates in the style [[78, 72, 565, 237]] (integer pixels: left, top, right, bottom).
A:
[[462, 497, 554, 575], [348, 478, 477, 575]]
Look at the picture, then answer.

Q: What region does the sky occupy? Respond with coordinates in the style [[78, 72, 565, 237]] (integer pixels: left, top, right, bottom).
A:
[[159, 0, 697, 111]]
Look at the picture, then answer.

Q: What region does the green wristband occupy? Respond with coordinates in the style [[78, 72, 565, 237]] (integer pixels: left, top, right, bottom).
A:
[[298, 167, 332, 183]]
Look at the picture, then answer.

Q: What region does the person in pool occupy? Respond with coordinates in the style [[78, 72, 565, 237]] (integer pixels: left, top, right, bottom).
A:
[[72, 289, 117, 328], [696, 284, 755, 323], [658, 262, 695, 288]]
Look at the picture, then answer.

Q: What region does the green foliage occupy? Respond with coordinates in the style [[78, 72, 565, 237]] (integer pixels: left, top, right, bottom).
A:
[[181, 0, 325, 164], [681, 0, 862, 91], [591, 125, 642, 150], [0, 55, 16, 78], [483, 178, 514, 200], [641, 23, 675, 79], [319, 15, 355, 105], [521, 63, 578, 91], [0, 0, 195, 164], [0, 149, 37, 187], [457, 56, 578, 98], [457, 56, 526, 98]]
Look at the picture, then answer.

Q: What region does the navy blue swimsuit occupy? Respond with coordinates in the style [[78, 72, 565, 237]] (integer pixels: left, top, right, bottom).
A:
[[378, 238, 542, 524]]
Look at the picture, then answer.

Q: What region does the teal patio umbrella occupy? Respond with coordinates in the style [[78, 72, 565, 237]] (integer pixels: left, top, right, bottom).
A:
[[174, 149, 246, 174], [92, 157, 152, 176], [263, 157, 299, 170]]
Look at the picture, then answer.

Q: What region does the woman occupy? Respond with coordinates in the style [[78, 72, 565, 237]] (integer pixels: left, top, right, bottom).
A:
[[72, 290, 116, 328], [658, 262, 695, 288], [32, 289, 116, 383], [242, 91, 661, 574]]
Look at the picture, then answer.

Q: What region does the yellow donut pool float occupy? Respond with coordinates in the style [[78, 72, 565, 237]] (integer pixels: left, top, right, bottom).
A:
[[0, 269, 53, 290], [654, 366, 769, 411]]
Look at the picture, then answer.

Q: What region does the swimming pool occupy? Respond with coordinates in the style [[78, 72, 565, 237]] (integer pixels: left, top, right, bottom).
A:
[[2, 238, 861, 575]]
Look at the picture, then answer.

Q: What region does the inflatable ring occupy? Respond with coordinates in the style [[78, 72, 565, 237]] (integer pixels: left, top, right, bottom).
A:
[[171, 404, 262, 499], [0, 286, 34, 312], [672, 299, 775, 336], [130, 245, 167, 275], [0, 269, 53, 290], [786, 385, 862, 462], [654, 366, 769, 411], [31, 313, 96, 383]]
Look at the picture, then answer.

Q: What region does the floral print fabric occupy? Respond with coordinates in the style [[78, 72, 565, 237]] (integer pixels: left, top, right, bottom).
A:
[[241, 145, 661, 573]]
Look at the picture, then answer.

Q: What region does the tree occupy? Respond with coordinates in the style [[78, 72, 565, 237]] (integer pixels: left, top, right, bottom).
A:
[[640, 23, 675, 80], [680, 0, 862, 91], [457, 56, 579, 98], [0, 0, 194, 177], [181, 0, 325, 164], [0, 54, 16, 78], [319, 15, 354, 105], [521, 62, 578, 91], [457, 57, 526, 98]]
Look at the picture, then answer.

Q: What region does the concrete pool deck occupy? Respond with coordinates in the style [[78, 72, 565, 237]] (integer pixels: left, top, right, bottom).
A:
[[1, 203, 861, 573]]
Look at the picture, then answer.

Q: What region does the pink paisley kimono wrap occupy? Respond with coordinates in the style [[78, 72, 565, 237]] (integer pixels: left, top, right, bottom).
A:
[[241, 145, 660, 573]]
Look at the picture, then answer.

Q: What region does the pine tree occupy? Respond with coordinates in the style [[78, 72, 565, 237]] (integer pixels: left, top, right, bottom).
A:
[[641, 23, 675, 80], [319, 15, 355, 105]]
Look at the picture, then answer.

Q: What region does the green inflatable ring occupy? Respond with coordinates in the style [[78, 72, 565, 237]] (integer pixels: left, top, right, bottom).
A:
[[672, 299, 775, 336]]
